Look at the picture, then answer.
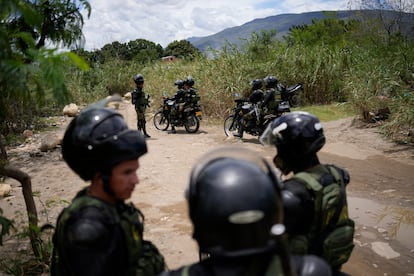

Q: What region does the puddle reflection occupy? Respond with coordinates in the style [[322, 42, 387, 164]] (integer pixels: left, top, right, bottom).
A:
[[348, 197, 414, 249]]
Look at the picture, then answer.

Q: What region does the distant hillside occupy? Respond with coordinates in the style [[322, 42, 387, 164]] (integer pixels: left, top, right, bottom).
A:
[[188, 10, 414, 52]]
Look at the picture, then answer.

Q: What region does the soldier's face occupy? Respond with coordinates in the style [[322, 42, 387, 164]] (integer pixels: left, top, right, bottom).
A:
[[109, 159, 140, 201]]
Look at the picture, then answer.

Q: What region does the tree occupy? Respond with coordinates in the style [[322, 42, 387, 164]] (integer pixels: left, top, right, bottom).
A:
[[127, 39, 163, 63], [348, 0, 414, 40], [1, 0, 90, 133], [244, 30, 277, 61], [7, 0, 91, 50], [285, 14, 360, 48], [164, 40, 202, 60], [0, 0, 89, 262], [97, 39, 163, 64]]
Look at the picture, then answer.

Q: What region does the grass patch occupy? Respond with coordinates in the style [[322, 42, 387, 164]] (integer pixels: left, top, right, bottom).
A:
[[292, 102, 355, 122]]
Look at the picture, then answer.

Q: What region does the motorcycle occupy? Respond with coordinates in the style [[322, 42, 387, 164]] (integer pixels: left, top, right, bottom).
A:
[[153, 93, 202, 133], [277, 82, 303, 107], [223, 94, 290, 138]]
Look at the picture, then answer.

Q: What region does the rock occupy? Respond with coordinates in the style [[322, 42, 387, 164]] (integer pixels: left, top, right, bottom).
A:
[[63, 103, 79, 117], [371, 241, 400, 259], [124, 92, 132, 101], [39, 133, 60, 152], [0, 184, 12, 197], [22, 129, 33, 138], [377, 227, 387, 233]]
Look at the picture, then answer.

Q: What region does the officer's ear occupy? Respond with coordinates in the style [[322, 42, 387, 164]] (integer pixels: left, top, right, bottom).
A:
[[92, 172, 103, 185]]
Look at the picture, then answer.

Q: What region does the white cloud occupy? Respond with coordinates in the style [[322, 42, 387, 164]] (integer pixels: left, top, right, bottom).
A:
[[82, 0, 347, 50]]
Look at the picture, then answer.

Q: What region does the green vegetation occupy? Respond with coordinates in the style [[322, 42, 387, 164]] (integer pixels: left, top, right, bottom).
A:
[[291, 103, 354, 122], [0, 2, 413, 273], [62, 14, 413, 144]]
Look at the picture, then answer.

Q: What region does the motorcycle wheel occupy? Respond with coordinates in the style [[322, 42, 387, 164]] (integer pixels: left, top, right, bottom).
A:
[[289, 94, 301, 107], [223, 115, 239, 137], [153, 111, 169, 131], [184, 114, 200, 133]]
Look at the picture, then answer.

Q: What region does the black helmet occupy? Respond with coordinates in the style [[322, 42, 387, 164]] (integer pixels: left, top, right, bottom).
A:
[[174, 79, 184, 89], [186, 146, 283, 257], [263, 75, 278, 88], [184, 76, 195, 87], [250, 78, 263, 90], [62, 98, 147, 181], [260, 111, 325, 172], [133, 74, 144, 84]]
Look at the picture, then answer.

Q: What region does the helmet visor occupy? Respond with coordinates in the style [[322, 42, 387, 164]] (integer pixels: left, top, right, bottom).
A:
[[259, 121, 287, 146]]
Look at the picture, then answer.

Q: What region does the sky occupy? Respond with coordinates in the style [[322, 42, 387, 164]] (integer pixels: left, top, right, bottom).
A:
[[81, 0, 348, 51]]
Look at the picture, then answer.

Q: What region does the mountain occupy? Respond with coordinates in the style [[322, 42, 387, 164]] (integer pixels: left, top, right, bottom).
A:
[[187, 10, 414, 52]]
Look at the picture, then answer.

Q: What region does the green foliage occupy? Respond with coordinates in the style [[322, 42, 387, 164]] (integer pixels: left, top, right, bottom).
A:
[[0, 0, 90, 136], [164, 40, 202, 60], [91, 39, 164, 63], [62, 13, 413, 144], [6, 0, 91, 49], [292, 103, 354, 122]]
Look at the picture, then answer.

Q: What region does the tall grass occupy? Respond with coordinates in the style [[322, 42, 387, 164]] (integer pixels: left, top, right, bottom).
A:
[[64, 29, 413, 144]]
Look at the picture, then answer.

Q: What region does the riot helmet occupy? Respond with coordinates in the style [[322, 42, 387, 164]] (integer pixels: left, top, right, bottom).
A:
[[174, 79, 184, 89], [186, 146, 283, 257], [133, 74, 144, 84], [62, 96, 147, 181], [263, 75, 278, 89], [184, 76, 195, 87], [260, 111, 325, 174], [250, 79, 263, 91]]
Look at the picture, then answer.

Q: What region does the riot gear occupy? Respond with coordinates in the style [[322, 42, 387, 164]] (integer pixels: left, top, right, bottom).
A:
[[250, 78, 263, 91], [260, 111, 325, 174], [264, 75, 278, 89], [187, 146, 283, 257], [131, 73, 151, 138], [62, 103, 147, 181], [174, 79, 184, 89], [184, 76, 195, 87], [133, 74, 144, 84]]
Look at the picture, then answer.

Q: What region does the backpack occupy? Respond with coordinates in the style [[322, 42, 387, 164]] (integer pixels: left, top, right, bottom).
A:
[[289, 164, 355, 268]]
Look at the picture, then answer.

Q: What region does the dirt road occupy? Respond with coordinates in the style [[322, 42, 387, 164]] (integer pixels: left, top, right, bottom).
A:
[[1, 100, 414, 275]]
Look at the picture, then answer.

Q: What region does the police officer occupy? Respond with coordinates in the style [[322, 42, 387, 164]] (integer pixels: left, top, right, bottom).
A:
[[260, 111, 355, 276], [183, 76, 200, 108], [51, 96, 165, 275], [171, 79, 186, 134], [234, 79, 264, 138], [160, 146, 332, 276], [131, 74, 151, 138], [262, 75, 280, 115]]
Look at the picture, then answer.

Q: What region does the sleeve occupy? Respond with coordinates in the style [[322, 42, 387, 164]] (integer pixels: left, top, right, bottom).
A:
[[62, 207, 120, 276], [282, 179, 315, 235], [131, 90, 136, 104], [136, 240, 166, 275]]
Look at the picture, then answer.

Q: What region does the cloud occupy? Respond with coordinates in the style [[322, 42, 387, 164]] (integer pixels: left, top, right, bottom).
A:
[[82, 0, 347, 50]]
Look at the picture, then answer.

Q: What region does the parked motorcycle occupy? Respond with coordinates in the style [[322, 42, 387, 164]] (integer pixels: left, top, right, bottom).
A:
[[223, 94, 290, 137], [153, 93, 202, 133], [277, 82, 303, 107]]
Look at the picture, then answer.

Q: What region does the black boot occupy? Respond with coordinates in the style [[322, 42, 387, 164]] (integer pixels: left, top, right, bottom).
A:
[[170, 125, 177, 134], [143, 125, 151, 138]]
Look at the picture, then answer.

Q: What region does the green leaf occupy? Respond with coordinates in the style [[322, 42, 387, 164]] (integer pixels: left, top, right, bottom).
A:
[[67, 51, 90, 71]]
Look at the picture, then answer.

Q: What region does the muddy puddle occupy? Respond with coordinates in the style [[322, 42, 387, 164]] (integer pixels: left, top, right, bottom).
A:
[[348, 197, 414, 249]]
